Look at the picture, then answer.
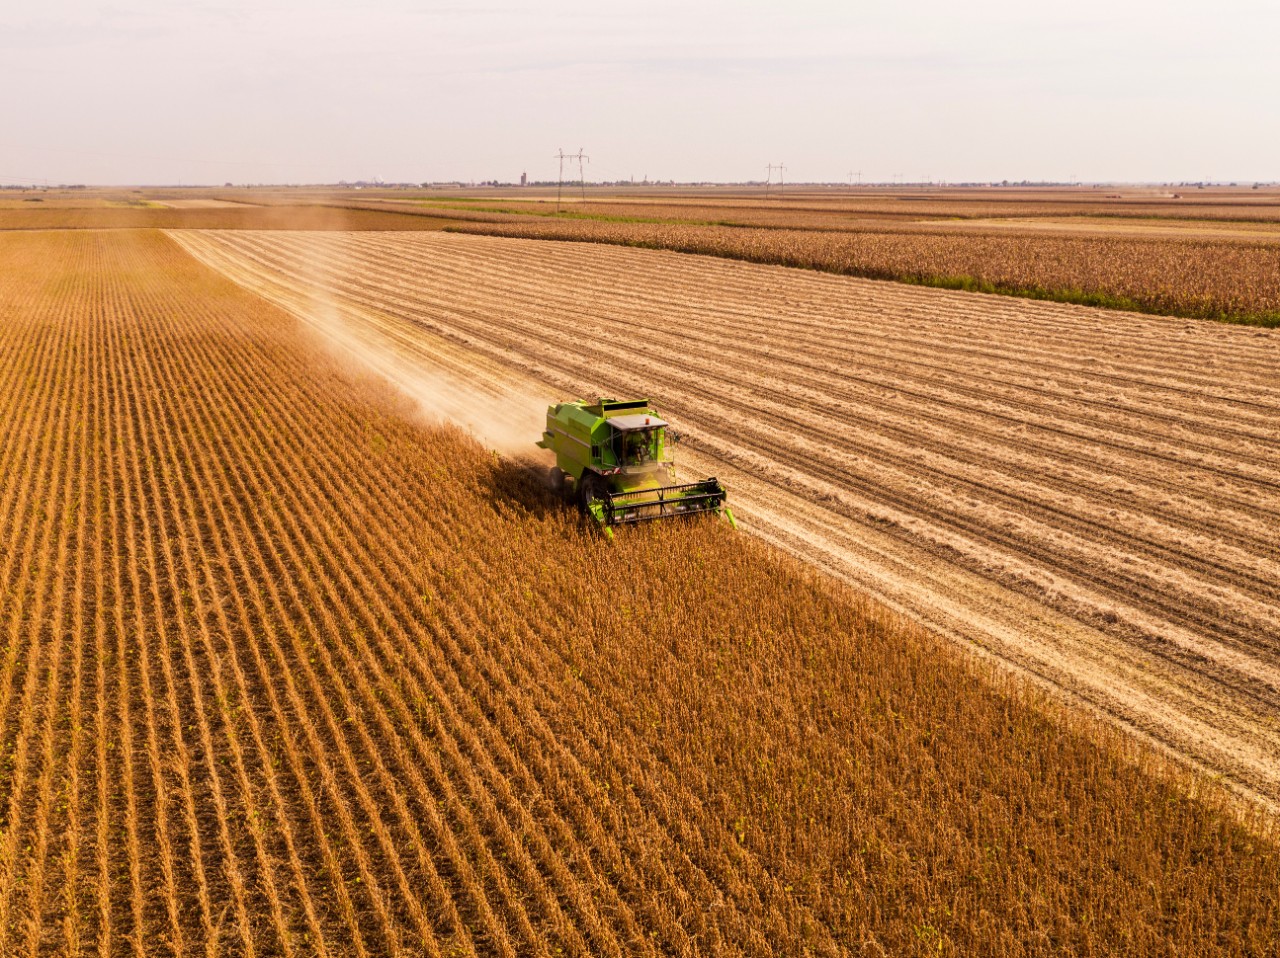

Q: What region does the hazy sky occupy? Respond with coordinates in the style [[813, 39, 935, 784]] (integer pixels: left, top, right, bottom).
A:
[[4, 0, 1276, 185]]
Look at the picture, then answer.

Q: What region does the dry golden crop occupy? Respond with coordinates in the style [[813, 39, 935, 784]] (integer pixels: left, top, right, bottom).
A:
[[0, 202, 464, 232], [448, 218, 1280, 324], [0, 227, 1276, 956], [335, 185, 1280, 225], [177, 226, 1280, 815]]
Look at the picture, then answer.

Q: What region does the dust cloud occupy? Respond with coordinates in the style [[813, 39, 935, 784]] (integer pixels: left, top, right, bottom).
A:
[[169, 225, 559, 461], [303, 293, 547, 455]]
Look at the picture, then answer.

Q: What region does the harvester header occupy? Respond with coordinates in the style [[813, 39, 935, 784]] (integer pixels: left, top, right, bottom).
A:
[[536, 398, 735, 534]]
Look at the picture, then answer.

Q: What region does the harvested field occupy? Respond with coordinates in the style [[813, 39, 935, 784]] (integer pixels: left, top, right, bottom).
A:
[[444, 218, 1280, 325], [376, 198, 1280, 235], [6, 227, 1278, 954], [0, 205, 467, 232], [14, 186, 1280, 325], [0, 196, 115, 210], [149, 198, 260, 209], [174, 228, 1280, 817], [346, 186, 1280, 224]]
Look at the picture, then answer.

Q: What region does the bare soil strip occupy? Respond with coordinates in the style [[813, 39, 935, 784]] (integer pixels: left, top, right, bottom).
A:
[[172, 228, 1280, 813]]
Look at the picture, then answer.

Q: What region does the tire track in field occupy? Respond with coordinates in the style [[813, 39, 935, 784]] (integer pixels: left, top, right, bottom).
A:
[[172, 228, 1280, 813]]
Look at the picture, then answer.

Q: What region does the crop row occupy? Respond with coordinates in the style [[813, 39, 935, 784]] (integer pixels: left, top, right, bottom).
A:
[[0, 229, 1276, 955], [371, 195, 1280, 229], [0, 204, 457, 232], [177, 227, 1280, 809], [446, 217, 1280, 325]]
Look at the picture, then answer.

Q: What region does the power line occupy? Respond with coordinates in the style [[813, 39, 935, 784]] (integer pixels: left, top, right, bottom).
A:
[[765, 161, 786, 199], [554, 147, 589, 211]]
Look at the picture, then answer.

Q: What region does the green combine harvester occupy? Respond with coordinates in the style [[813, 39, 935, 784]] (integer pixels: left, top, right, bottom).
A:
[[536, 398, 735, 535]]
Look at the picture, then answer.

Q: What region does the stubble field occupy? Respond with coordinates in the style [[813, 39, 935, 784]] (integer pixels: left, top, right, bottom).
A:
[[442, 217, 1280, 324]]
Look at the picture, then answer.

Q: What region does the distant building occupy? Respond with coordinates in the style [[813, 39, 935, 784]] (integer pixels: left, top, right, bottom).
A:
[[520, 171, 527, 186]]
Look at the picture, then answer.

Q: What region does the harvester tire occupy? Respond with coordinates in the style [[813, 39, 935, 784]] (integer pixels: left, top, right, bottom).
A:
[[548, 466, 566, 495], [578, 472, 608, 515]]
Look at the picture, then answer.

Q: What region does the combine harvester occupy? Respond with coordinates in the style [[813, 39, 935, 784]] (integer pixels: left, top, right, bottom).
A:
[[537, 398, 735, 536]]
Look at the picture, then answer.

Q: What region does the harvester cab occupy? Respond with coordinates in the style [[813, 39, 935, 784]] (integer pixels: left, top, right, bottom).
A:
[[536, 398, 735, 535]]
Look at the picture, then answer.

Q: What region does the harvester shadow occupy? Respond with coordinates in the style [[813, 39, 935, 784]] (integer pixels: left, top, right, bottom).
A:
[[482, 454, 574, 523]]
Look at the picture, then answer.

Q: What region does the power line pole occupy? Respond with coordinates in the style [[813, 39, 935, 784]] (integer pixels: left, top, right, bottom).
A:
[[766, 162, 786, 198], [555, 148, 566, 211], [575, 147, 589, 201], [554, 147, 590, 210]]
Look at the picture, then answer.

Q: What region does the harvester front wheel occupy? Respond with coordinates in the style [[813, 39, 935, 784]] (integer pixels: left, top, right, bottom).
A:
[[548, 466, 566, 496], [578, 472, 608, 515]]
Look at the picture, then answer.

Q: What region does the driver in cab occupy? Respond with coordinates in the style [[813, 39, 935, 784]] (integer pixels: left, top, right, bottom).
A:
[[625, 431, 651, 464]]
